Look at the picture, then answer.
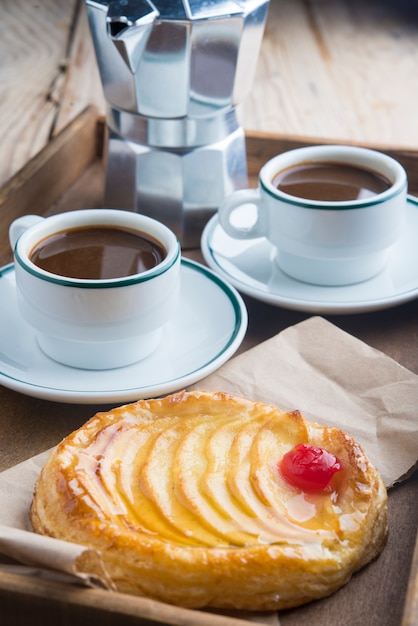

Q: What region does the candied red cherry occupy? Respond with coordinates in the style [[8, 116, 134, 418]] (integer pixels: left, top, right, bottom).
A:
[[280, 444, 342, 492]]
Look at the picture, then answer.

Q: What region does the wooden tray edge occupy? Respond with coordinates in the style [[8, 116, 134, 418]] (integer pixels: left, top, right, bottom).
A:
[[245, 130, 418, 192], [402, 531, 418, 626], [0, 107, 103, 218], [2, 106, 418, 221], [0, 107, 417, 625], [0, 568, 260, 626]]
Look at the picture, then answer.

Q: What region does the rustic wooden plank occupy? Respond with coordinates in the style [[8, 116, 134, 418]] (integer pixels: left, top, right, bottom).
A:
[[402, 532, 418, 626], [64, 0, 418, 155], [2, 0, 418, 195], [0, 569, 258, 626], [54, 2, 105, 137], [245, 130, 418, 196], [0, 0, 79, 187], [241, 0, 418, 147]]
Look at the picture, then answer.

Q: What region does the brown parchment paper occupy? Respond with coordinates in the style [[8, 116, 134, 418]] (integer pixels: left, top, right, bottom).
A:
[[0, 316, 417, 624], [191, 316, 418, 487]]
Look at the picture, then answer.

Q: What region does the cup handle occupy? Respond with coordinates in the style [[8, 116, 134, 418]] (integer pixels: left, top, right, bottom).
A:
[[218, 189, 267, 240], [9, 215, 44, 251]]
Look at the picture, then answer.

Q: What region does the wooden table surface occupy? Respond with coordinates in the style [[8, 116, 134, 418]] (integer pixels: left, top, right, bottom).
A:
[[0, 1, 418, 625], [1, 0, 418, 188]]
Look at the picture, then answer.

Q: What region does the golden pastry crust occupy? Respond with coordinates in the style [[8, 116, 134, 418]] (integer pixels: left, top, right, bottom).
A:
[[30, 390, 388, 610]]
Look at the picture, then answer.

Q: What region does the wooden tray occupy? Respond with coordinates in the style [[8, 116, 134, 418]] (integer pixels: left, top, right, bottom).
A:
[[2, 107, 418, 232], [0, 107, 417, 626]]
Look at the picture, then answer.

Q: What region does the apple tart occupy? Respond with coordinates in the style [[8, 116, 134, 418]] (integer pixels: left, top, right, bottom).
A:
[[30, 390, 388, 610]]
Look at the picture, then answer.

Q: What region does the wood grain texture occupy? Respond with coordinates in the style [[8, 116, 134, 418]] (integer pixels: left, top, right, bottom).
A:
[[0, 1, 417, 621], [241, 0, 418, 145], [0, 107, 102, 266], [1, 0, 418, 190], [245, 130, 418, 196], [0, 570, 260, 626], [403, 533, 418, 626], [0, 0, 79, 185]]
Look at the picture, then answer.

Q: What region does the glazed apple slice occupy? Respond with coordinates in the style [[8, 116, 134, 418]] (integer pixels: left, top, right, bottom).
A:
[[141, 414, 230, 545], [172, 415, 256, 546], [200, 417, 288, 543]]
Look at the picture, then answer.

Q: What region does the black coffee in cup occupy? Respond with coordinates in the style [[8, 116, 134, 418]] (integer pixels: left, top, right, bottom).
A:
[[29, 226, 167, 280], [272, 162, 392, 202]]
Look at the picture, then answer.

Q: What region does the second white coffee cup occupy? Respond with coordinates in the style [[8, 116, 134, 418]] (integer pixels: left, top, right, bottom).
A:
[[218, 145, 407, 286]]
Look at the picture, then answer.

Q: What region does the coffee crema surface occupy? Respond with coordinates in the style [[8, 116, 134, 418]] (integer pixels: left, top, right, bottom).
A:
[[30, 226, 167, 279], [272, 162, 392, 202]]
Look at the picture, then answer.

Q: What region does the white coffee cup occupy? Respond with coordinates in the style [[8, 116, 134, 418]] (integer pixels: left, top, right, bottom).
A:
[[9, 209, 181, 370], [218, 145, 407, 286]]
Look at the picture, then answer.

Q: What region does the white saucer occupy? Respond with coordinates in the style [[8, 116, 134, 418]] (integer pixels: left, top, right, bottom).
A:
[[0, 259, 247, 404], [201, 195, 418, 315]]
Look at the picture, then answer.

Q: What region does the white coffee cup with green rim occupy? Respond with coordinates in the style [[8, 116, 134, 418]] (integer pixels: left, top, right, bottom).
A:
[[9, 209, 181, 370], [218, 145, 407, 286]]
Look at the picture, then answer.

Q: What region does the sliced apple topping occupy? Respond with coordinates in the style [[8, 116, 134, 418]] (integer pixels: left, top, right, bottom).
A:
[[63, 399, 343, 548]]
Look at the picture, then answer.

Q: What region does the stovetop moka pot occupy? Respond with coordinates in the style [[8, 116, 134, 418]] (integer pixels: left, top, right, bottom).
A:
[[85, 0, 270, 247]]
